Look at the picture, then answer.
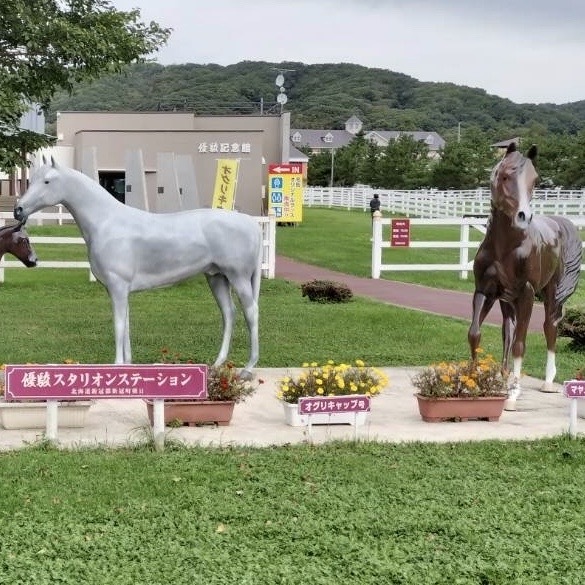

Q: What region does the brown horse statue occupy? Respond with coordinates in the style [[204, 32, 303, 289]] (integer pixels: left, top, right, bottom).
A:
[[468, 143, 582, 410], [0, 222, 37, 268]]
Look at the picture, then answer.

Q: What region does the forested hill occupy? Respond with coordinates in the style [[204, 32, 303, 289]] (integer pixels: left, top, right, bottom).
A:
[[47, 61, 585, 138]]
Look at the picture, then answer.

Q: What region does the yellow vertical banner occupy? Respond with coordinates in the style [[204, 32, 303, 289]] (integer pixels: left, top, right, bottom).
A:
[[212, 159, 239, 209]]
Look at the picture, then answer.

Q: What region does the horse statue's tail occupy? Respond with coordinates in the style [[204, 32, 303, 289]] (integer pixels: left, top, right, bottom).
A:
[[554, 216, 582, 316]]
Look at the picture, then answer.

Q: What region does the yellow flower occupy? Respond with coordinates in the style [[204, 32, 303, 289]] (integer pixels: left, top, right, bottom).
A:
[[440, 374, 451, 383], [302, 362, 309, 368], [315, 378, 323, 385], [317, 387, 324, 395], [355, 359, 365, 367]]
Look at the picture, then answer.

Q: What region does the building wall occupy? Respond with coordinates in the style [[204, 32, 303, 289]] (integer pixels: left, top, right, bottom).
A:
[[55, 111, 291, 216]]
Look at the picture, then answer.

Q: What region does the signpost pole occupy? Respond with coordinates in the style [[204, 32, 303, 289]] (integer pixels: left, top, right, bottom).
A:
[[570, 399, 578, 439], [152, 399, 165, 451], [46, 400, 58, 443]]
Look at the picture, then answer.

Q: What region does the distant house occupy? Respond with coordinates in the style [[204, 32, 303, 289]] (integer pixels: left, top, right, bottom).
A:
[[290, 116, 445, 158], [363, 130, 445, 158], [491, 137, 521, 156]]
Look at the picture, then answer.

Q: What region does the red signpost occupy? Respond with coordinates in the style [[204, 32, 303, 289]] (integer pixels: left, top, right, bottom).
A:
[[4, 364, 207, 401], [390, 218, 410, 247]]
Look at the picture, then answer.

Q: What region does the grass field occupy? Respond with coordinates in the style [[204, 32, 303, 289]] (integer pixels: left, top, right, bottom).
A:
[[1, 209, 584, 584], [0, 215, 582, 381], [2, 439, 585, 584]]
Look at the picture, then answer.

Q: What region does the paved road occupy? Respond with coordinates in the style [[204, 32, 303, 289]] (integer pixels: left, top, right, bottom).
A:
[[276, 256, 546, 333]]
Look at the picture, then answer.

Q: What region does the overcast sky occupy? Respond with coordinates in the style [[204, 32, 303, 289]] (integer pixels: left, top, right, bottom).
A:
[[111, 0, 584, 105]]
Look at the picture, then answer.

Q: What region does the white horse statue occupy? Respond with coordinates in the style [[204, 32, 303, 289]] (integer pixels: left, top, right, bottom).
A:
[[14, 158, 263, 378]]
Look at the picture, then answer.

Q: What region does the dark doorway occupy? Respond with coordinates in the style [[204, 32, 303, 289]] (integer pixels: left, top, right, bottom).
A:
[[99, 172, 126, 204]]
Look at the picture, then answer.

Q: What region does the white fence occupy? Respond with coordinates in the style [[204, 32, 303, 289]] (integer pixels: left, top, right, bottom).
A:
[[305, 186, 585, 218], [0, 212, 277, 282], [371, 215, 585, 279]]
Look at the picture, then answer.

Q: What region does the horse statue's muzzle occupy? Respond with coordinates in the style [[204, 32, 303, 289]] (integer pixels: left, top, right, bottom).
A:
[[14, 206, 26, 224]]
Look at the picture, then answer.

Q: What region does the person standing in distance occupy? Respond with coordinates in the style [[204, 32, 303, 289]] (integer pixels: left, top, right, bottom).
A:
[[369, 192, 381, 224]]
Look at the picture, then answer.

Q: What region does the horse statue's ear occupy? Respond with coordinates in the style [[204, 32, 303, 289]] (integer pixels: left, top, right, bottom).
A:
[[42, 155, 47, 165], [506, 142, 517, 154], [527, 144, 538, 161], [51, 156, 59, 168]]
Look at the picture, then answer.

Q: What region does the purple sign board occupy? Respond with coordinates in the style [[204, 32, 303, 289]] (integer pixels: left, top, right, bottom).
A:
[[564, 380, 585, 398], [298, 395, 371, 415], [4, 364, 207, 401]]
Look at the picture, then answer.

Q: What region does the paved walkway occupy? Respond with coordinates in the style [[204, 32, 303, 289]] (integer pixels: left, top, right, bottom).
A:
[[276, 256, 545, 332], [0, 257, 572, 450], [0, 368, 577, 450]]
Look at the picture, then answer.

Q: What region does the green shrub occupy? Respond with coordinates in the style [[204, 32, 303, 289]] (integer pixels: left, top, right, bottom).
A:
[[301, 279, 353, 303], [559, 307, 585, 346]]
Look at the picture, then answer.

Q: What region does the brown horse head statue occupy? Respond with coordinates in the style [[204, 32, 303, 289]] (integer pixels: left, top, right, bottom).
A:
[[490, 142, 538, 230]]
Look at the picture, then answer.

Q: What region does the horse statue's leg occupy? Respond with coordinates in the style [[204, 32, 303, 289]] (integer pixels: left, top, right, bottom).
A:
[[540, 287, 563, 393], [123, 310, 132, 363], [468, 291, 495, 361], [502, 289, 533, 410], [106, 281, 132, 364], [205, 273, 236, 368], [229, 271, 260, 380]]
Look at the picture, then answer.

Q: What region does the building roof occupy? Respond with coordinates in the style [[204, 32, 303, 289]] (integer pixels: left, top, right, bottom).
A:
[[290, 129, 355, 150], [289, 145, 309, 162], [490, 137, 521, 148], [364, 130, 445, 151]]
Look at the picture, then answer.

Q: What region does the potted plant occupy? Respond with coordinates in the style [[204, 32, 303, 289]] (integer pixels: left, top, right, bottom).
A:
[[277, 360, 388, 426], [411, 350, 508, 422], [145, 351, 262, 426], [0, 365, 93, 430]]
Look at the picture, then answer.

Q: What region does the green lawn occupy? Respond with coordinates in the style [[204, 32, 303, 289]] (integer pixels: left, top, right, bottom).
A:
[[0, 213, 580, 382], [1, 211, 584, 584], [1, 439, 585, 584]]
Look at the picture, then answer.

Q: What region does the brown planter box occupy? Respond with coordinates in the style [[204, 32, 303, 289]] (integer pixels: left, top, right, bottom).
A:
[[415, 394, 506, 422], [145, 400, 235, 427]]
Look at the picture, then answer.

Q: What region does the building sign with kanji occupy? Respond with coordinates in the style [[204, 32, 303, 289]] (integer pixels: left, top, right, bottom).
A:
[[198, 142, 251, 154], [268, 163, 303, 223], [4, 364, 207, 401], [212, 158, 240, 210]]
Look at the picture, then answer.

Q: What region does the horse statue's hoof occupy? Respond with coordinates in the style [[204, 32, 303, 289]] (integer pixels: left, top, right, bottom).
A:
[[239, 369, 254, 381], [504, 398, 517, 411], [539, 382, 560, 393]]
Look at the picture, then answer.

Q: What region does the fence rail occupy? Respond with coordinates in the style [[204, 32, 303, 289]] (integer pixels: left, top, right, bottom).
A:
[[0, 212, 276, 282], [305, 186, 585, 218], [371, 215, 585, 279]]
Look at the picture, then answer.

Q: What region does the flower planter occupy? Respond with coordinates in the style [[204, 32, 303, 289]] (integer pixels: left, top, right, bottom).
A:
[[415, 394, 506, 422], [145, 400, 235, 427], [0, 401, 93, 430], [282, 401, 368, 427]]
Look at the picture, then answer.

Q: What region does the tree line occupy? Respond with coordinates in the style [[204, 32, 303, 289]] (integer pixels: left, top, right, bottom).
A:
[[306, 129, 585, 190]]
